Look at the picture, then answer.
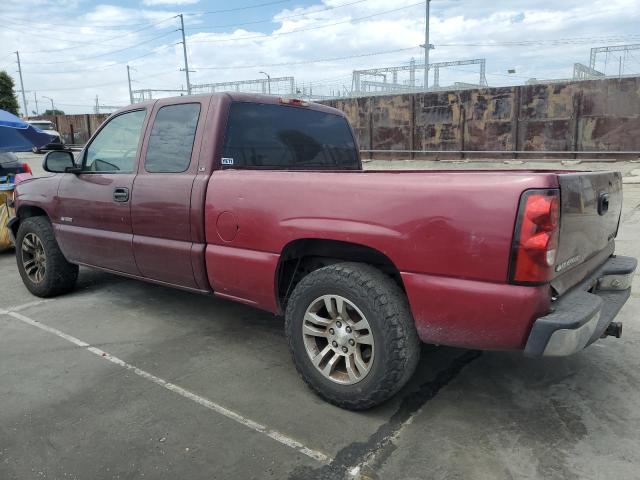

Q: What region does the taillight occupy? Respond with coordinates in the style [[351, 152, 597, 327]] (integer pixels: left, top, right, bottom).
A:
[[21, 163, 32, 174], [280, 98, 309, 107], [509, 189, 560, 284]]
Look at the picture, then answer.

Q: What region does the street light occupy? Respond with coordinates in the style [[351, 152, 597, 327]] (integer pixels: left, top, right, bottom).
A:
[[42, 95, 54, 114], [259, 71, 271, 94]]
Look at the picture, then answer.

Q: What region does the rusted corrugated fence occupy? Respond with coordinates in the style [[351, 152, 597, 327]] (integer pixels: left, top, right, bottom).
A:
[[322, 76, 640, 159], [38, 113, 109, 145], [38, 76, 639, 159]]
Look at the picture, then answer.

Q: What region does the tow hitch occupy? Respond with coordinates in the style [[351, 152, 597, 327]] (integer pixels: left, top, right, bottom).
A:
[[602, 322, 623, 339]]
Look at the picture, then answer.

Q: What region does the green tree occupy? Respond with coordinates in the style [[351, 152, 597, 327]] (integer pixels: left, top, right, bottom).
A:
[[0, 71, 20, 115], [43, 109, 65, 115]]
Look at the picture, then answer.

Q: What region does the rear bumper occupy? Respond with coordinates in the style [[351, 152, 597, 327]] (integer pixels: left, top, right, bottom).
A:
[[524, 255, 636, 357]]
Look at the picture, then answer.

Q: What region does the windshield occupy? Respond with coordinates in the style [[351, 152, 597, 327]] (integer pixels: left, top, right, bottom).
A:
[[28, 121, 54, 130]]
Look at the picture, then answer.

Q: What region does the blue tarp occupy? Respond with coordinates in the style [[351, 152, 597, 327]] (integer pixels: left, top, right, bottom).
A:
[[0, 109, 55, 153]]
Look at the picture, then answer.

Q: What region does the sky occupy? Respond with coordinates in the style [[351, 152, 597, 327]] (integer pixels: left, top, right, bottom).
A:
[[0, 0, 639, 114]]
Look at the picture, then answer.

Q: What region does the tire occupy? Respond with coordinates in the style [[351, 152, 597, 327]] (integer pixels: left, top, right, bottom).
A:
[[16, 216, 78, 297], [285, 262, 420, 410]]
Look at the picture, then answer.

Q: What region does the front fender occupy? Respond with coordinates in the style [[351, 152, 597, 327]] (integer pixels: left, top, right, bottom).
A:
[[7, 216, 19, 242], [13, 174, 62, 222]]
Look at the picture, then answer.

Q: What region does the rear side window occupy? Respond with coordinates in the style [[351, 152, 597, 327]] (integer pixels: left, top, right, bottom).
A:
[[145, 103, 201, 173], [221, 102, 359, 170]]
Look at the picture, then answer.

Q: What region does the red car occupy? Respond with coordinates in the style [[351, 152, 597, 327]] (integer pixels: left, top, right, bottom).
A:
[[7, 94, 636, 409], [0, 152, 32, 176]]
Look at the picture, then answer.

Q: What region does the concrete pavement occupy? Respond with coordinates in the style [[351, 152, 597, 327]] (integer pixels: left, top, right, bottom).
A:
[[1, 156, 639, 479]]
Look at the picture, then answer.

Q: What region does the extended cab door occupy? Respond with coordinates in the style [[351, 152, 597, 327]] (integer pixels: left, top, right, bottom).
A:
[[55, 109, 148, 275], [130, 98, 206, 289]]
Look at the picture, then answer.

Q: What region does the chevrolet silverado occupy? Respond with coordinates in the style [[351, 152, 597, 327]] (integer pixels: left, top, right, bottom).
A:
[[7, 93, 636, 409]]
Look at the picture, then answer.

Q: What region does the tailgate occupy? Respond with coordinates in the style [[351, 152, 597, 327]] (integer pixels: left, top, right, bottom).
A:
[[552, 171, 623, 294]]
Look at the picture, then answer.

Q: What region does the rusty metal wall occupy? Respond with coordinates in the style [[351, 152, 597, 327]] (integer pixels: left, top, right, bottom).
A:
[[323, 76, 640, 159], [38, 113, 109, 145], [35, 77, 640, 157]]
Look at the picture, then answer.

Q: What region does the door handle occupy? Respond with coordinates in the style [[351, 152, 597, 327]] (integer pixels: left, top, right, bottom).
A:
[[113, 187, 129, 202]]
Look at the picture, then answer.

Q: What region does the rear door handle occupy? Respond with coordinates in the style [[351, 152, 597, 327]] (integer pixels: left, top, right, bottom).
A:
[[113, 187, 129, 202]]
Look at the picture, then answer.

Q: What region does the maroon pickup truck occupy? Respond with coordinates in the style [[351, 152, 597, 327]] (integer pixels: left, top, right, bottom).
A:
[[7, 94, 636, 409]]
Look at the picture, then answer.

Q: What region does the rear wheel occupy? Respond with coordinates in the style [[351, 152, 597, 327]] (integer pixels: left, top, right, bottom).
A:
[[16, 217, 78, 297], [285, 262, 420, 410]]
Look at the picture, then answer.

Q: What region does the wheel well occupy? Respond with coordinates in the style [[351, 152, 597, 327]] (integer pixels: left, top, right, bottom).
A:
[[276, 239, 404, 311], [11, 206, 49, 237]]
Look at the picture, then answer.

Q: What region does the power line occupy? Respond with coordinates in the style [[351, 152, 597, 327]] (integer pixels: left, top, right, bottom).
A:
[[2, 1, 411, 63], [18, 16, 178, 54], [195, 46, 422, 70], [185, 0, 369, 31], [54, 101, 123, 108], [189, 1, 427, 44], [0, 0, 294, 29], [0, 23, 124, 49], [133, 69, 181, 81], [435, 34, 640, 48], [1, 15, 160, 30], [38, 78, 132, 92], [185, 0, 294, 15], [28, 29, 179, 66], [22, 46, 175, 74]]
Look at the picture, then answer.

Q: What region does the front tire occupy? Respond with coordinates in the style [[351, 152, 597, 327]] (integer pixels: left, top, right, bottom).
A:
[[285, 262, 420, 410], [16, 217, 78, 297]]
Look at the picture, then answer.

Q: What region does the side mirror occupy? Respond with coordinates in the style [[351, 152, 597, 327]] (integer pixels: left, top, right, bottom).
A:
[[43, 150, 79, 173]]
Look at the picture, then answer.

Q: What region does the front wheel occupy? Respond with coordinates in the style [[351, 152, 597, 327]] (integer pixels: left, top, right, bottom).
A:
[[285, 262, 420, 410], [16, 216, 78, 297]]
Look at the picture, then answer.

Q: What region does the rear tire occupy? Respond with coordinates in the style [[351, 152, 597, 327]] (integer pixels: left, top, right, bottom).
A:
[[285, 262, 420, 410], [16, 216, 78, 297]]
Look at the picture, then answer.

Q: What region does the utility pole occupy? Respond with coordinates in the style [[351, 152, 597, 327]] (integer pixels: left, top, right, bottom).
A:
[[33, 92, 39, 116], [423, 0, 431, 90], [127, 65, 134, 104], [619, 56, 623, 78], [95, 95, 100, 114], [42, 96, 54, 114], [15, 51, 28, 117], [259, 71, 271, 94], [178, 14, 192, 95]]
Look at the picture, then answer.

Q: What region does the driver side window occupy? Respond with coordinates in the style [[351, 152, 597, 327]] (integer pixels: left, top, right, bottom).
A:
[[84, 109, 147, 173]]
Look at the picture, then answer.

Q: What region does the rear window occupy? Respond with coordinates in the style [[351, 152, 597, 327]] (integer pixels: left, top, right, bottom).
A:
[[221, 102, 359, 170], [29, 122, 53, 129]]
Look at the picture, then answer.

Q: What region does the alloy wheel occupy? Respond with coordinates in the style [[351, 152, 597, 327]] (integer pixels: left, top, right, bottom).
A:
[[22, 233, 46, 284], [302, 294, 375, 385]]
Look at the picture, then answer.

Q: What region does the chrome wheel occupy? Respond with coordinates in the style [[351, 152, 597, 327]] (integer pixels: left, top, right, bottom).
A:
[[21, 233, 46, 284], [302, 294, 375, 385]]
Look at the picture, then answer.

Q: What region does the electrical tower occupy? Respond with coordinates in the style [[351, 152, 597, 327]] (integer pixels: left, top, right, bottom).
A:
[[131, 89, 188, 103], [351, 58, 487, 96], [589, 43, 640, 70], [191, 77, 295, 95], [572, 63, 605, 80]]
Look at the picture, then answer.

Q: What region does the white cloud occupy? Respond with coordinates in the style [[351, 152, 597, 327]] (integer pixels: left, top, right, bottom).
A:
[[0, 0, 638, 114], [142, 0, 199, 5]]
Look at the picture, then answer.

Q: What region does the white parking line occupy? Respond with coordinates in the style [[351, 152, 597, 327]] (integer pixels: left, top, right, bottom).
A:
[[1, 303, 332, 464]]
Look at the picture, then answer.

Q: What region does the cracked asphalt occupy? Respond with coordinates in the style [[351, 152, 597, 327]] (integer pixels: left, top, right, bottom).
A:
[[1, 154, 639, 479]]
